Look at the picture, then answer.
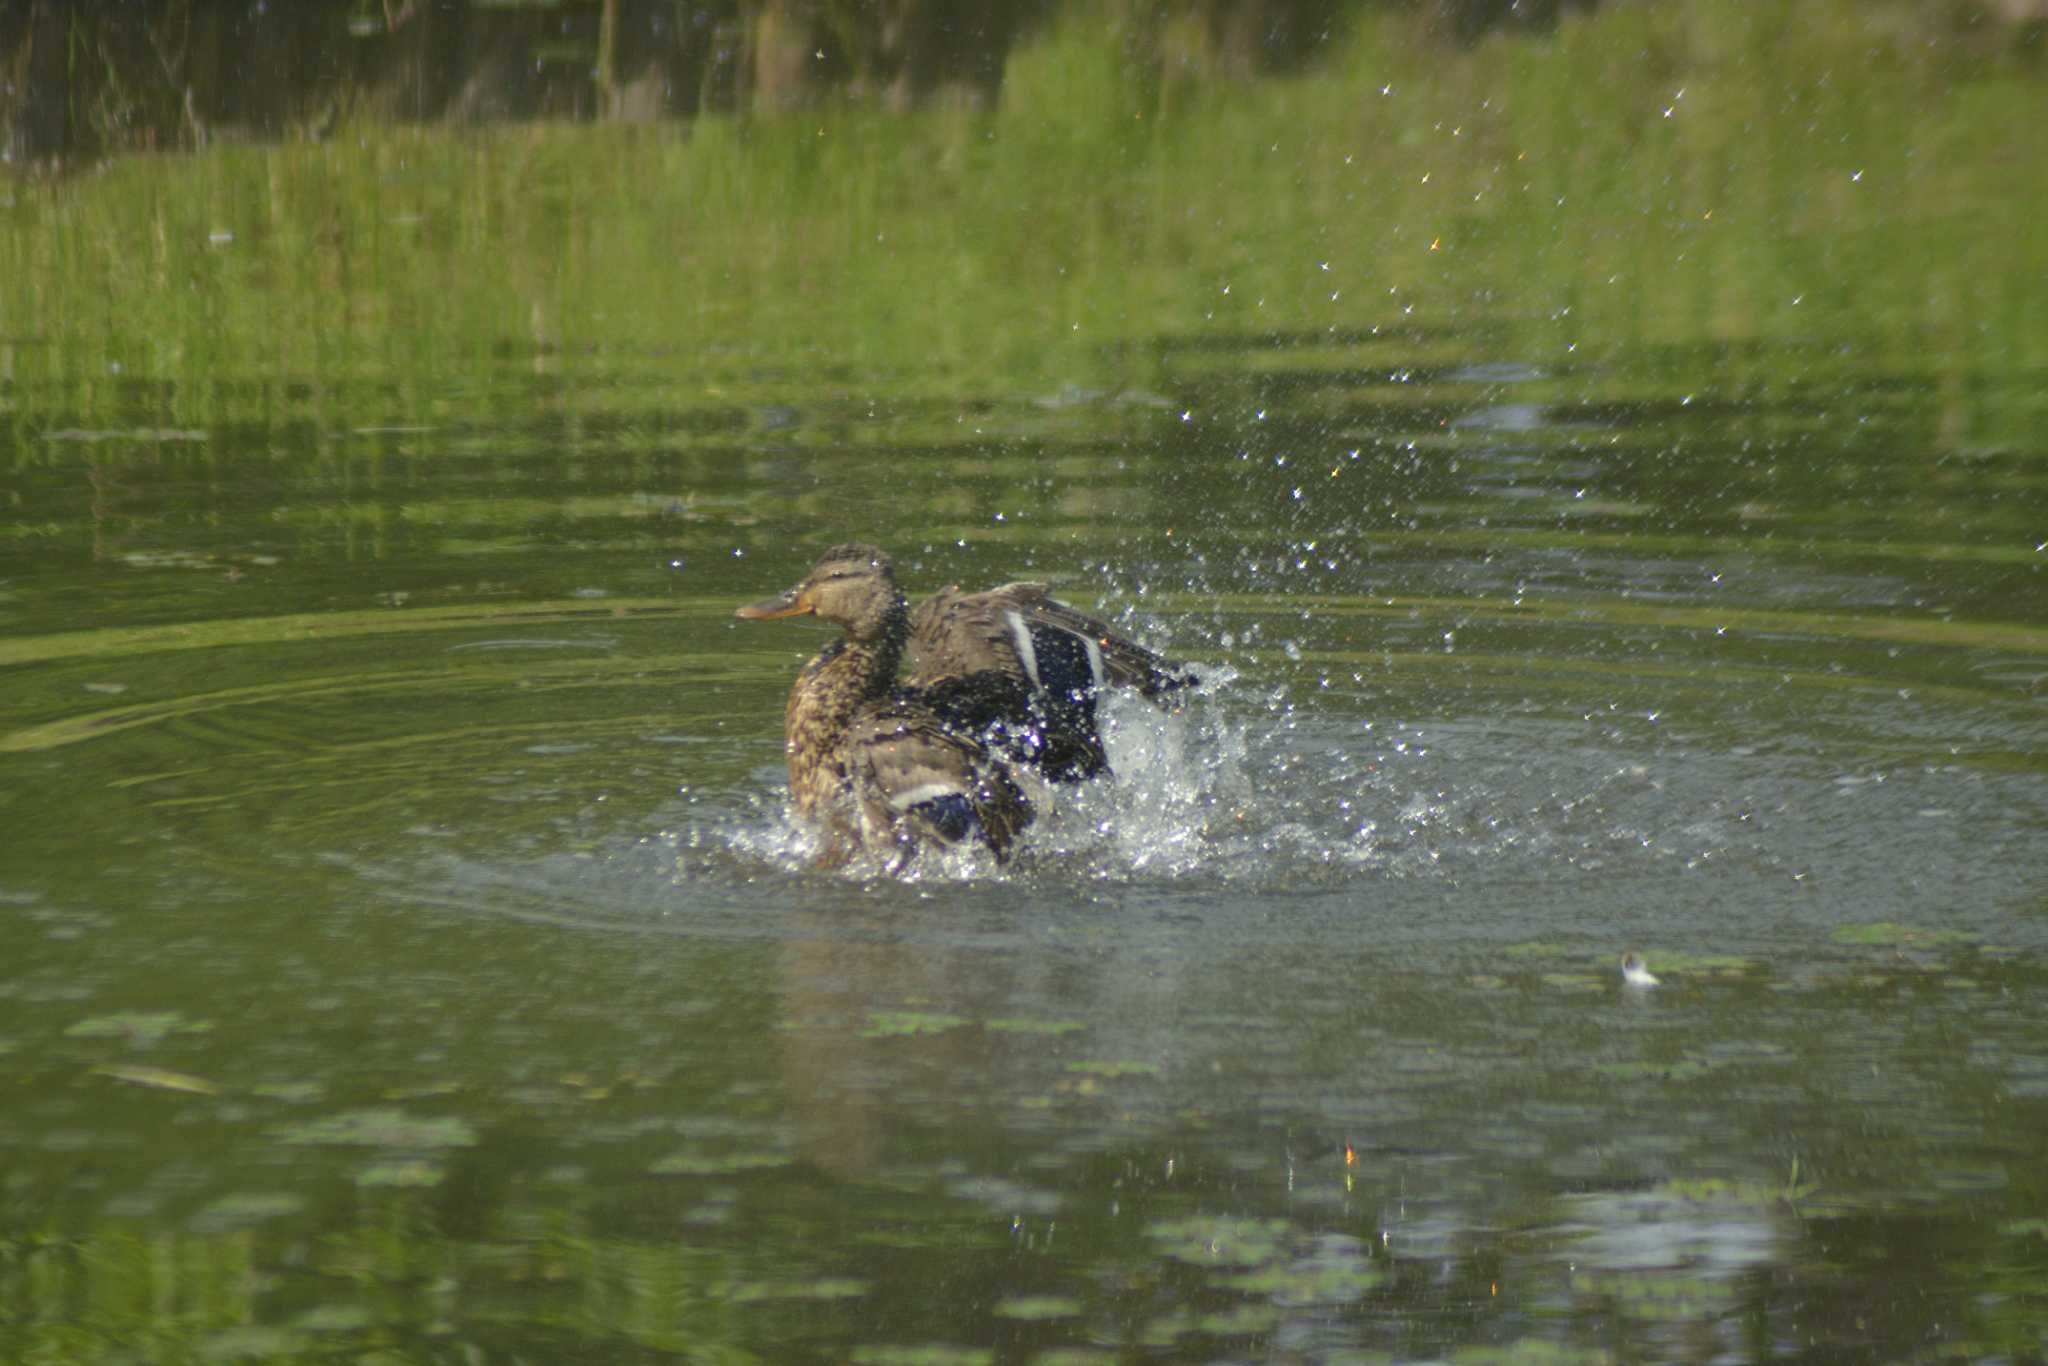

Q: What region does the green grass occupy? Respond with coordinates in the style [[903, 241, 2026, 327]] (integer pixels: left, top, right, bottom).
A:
[[0, 0, 2041, 443]]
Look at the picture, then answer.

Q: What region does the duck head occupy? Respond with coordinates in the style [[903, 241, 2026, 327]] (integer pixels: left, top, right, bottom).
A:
[[735, 543, 905, 643]]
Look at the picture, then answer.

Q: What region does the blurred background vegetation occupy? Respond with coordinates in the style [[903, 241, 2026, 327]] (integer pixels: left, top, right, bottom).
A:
[[5, 0, 2042, 406], [3, 0, 2042, 165], [1, 0, 2042, 509]]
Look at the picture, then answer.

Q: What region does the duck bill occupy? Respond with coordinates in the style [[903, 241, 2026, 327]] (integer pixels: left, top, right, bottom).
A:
[[735, 587, 813, 620]]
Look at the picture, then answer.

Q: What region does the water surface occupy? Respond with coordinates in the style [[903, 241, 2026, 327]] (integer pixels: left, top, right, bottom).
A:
[[3, 17, 2046, 1361]]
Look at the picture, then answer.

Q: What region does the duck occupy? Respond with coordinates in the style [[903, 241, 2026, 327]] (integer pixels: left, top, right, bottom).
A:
[[1620, 951, 1661, 988], [735, 543, 1192, 866]]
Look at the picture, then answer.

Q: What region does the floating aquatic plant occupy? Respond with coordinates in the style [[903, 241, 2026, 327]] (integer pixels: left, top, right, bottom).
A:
[[273, 1108, 477, 1149]]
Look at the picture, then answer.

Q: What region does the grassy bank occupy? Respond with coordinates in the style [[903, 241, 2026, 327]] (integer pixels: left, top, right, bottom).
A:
[[0, 0, 2041, 438]]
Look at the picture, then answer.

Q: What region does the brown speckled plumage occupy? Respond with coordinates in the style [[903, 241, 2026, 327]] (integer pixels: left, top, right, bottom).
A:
[[736, 543, 1191, 866]]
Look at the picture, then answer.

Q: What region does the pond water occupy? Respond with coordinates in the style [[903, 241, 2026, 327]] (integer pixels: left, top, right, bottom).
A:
[[4, 25, 2048, 1363]]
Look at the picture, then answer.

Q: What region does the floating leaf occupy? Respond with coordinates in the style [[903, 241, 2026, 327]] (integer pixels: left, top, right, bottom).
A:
[[727, 1278, 869, 1302], [1140, 1311, 1196, 1347], [1642, 952, 1755, 975], [1196, 1303, 1278, 1335], [1447, 1337, 1616, 1365], [292, 1305, 374, 1334], [189, 1193, 306, 1232], [985, 1017, 1086, 1036], [199, 1326, 308, 1360], [1644, 1176, 1807, 1207], [992, 1295, 1083, 1320], [250, 1082, 323, 1103], [1222, 1261, 1381, 1303], [1930, 1165, 2008, 1193], [1540, 973, 1603, 992], [273, 1108, 476, 1149], [650, 1150, 791, 1176], [861, 1011, 968, 1038], [1143, 1301, 1282, 1341], [849, 1348, 990, 1366], [1063, 1059, 1158, 1078], [1146, 1216, 1290, 1268], [353, 1159, 446, 1189], [92, 1063, 220, 1095], [382, 1080, 463, 1101], [66, 1012, 213, 1045]]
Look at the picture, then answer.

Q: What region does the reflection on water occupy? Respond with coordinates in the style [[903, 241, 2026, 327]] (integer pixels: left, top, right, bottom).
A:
[[4, 534, 2042, 1359], [4, 72, 2047, 1366], [6, 318, 2047, 1356]]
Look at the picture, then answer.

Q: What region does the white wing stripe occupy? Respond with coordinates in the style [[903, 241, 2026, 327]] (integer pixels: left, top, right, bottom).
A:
[[889, 782, 962, 811], [1003, 609, 1042, 689], [1080, 632, 1106, 690]]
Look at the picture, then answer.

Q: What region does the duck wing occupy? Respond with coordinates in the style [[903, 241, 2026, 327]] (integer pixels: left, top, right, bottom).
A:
[[910, 670, 1107, 783], [909, 582, 1196, 702], [843, 700, 1033, 865], [906, 583, 1195, 784]]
